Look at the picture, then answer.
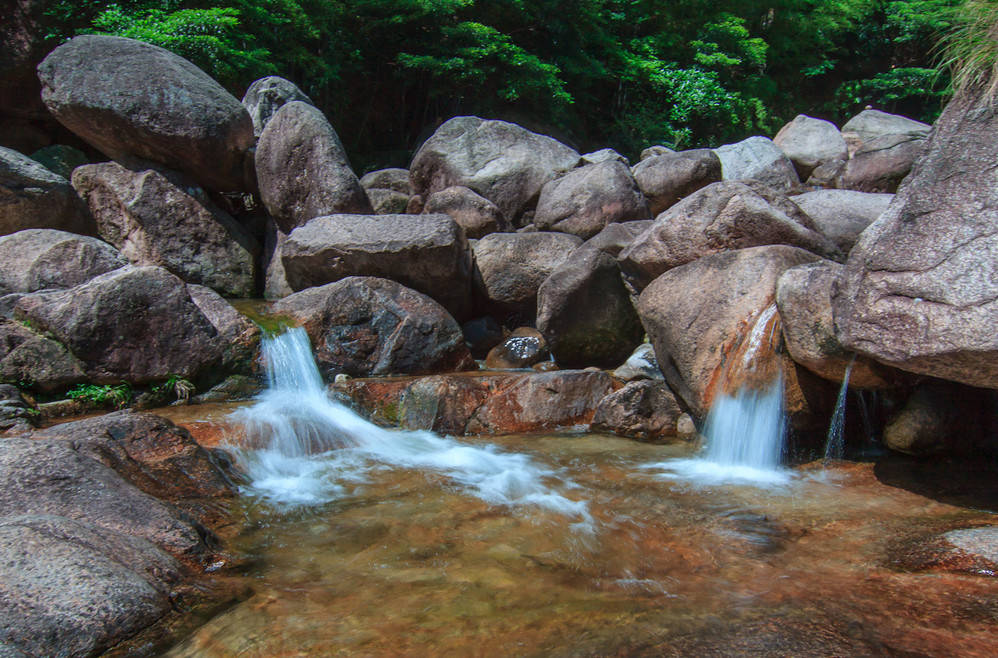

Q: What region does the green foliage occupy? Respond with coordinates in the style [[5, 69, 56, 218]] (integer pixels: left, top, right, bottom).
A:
[[938, 0, 998, 96], [153, 375, 196, 404], [66, 383, 133, 409]]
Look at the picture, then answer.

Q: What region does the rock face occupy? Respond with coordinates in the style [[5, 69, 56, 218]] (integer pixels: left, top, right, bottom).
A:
[[37, 35, 253, 192], [0, 147, 90, 236], [631, 149, 722, 216], [0, 318, 85, 392], [272, 277, 475, 378], [835, 134, 925, 193], [255, 101, 372, 232], [713, 136, 799, 190], [0, 229, 126, 294], [72, 161, 259, 297], [537, 224, 645, 368], [841, 109, 931, 155], [776, 261, 902, 388], [473, 232, 582, 324], [637, 245, 820, 416], [423, 186, 510, 238], [590, 380, 683, 442], [281, 213, 472, 320], [14, 266, 241, 385], [773, 115, 848, 179], [186, 284, 261, 374], [241, 75, 313, 137], [833, 87, 998, 389], [533, 161, 650, 239], [409, 116, 580, 221], [618, 181, 841, 291], [791, 190, 892, 254]]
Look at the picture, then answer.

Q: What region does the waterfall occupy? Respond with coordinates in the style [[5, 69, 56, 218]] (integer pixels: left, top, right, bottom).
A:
[[230, 328, 591, 524], [823, 357, 855, 463]]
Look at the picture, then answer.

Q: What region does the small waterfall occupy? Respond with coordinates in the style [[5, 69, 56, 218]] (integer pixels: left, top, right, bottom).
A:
[[231, 328, 591, 524], [823, 357, 855, 462]]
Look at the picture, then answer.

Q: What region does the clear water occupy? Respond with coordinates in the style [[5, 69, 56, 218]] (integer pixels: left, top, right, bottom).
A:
[[824, 357, 855, 462]]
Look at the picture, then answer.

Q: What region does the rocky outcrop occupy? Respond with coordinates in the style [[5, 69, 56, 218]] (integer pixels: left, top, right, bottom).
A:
[[791, 190, 892, 254], [0, 147, 90, 236], [0, 229, 126, 294], [618, 181, 841, 291], [472, 232, 582, 324], [713, 136, 799, 190], [281, 213, 472, 320], [590, 380, 683, 441], [241, 75, 313, 137], [423, 186, 510, 238], [533, 161, 650, 239], [833, 87, 998, 389], [631, 149, 722, 216], [38, 36, 254, 192], [773, 115, 848, 180], [273, 277, 474, 378], [72, 161, 259, 297], [255, 101, 371, 232], [835, 134, 925, 193], [409, 116, 580, 222]]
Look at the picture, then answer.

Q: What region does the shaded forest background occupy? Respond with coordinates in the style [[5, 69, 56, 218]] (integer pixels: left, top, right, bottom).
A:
[[37, 1, 957, 170]]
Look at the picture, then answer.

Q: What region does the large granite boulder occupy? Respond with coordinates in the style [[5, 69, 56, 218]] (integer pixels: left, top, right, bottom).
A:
[[272, 277, 474, 378], [241, 75, 313, 137], [533, 161, 650, 239], [281, 213, 472, 320], [636, 245, 820, 417], [618, 181, 841, 292], [0, 229, 126, 294], [773, 115, 848, 180], [590, 380, 684, 442], [835, 134, 925, 193], [423, 185, 510, 238], [72, 161, 259, 297], [537, 223, 646, 368], [713, 136, 799, 190], [37, 36, 253, 192], [472, 232, 582, 325], [834, 87, 998, 389], [409, 116, 580, 222], [791, 189, 893, 254], [840, 109, 931, 156], [0, 147, 90, 236], [0, 318, 85, 392], [255, 101, 371, 232], [13, 266, 244, 385], [631, 149, 722, 216]]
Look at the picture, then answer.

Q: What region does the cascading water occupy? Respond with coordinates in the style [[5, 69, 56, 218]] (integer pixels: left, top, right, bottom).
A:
[[823, 357, 855, 462], [231, 328, 591, 526]]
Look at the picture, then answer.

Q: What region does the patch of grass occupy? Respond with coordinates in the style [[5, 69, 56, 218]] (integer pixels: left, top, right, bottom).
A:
[[66, 383, 133, 409], [938, 0, 998, 97], [154, 375, 195, 404]]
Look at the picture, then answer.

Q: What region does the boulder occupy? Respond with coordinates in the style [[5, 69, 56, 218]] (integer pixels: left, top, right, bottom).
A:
[[612, 343, 664, 382], [773, 115, 848, 179], [805, 158, 846, 189], [360, 168, 411, 194], [72, 161, 258, 297], [631, 149, 722, 216], [485, 328, 549, 369], [28, 144, 88, 179], [272, 277, 475, 378], [0, 319, 85, 392], [255, 101, 371, 232], [790, 189, 893, 253], [776, 261, 904, 388], [835, 134, 925, 193], [537, 227, 645, 368], [833, 87, 998, 389], [618, 181, 842, 292], [882, 381, 992, 455], [0, 514, 183, 658], [640, 145, 675, 160], [534, 161, 650, 239], [423, 185, 510, 238], [0, 384, 35, 435], [186, 284, 261, 374], [0, 229, 126, 294], [590, 380, 683, 442], [262, 220, 292, 299], [37, 35, 253, 192], [409, 116, 580, 221], [472, 232, 582, 325], [241, 75, 313, 137], [0, 146, 90, 236], [636, 245, 821, 417], [580, 148, 629, 166], [713, 136, 800, 190], [367, 188, 410, 215], [841, 109, 931, 156], [14, 266, 237, 386], [281, 213, 472, 320]]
